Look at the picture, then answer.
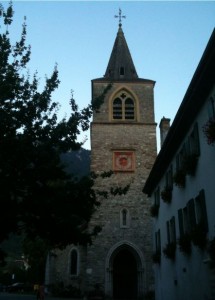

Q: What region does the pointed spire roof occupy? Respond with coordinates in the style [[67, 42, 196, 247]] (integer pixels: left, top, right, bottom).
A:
[[104, 24, 138, 80]]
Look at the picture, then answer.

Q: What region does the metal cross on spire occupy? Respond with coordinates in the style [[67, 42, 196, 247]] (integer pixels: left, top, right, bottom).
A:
[[114, 8, 126, 27]]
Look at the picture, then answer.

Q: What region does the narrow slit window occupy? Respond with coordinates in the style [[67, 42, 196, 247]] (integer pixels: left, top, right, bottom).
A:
[[120, 208, 129, 228], [122, 209, 127, 226], [70, 249, 78, 275]]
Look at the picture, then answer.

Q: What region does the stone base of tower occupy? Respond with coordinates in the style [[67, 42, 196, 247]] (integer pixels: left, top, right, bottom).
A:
[[45, 189, 155, 299], [45, 243, 154, 300]]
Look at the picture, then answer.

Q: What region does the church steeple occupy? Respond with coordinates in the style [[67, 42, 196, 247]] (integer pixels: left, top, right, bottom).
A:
[[104, 10, 138, 80]]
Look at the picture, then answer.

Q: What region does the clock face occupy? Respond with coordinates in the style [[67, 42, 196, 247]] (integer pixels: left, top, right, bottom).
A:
[[114, 151, 134, 171]]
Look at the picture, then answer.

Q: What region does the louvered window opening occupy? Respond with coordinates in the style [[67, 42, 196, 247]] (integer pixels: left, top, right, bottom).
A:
[[125, 98, 134, 119], [113, 98, 122, 119], [113, 95, 135, 120]]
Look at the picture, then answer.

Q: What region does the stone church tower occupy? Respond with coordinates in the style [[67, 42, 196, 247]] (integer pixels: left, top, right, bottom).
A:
[[46, 16, 157, 300]]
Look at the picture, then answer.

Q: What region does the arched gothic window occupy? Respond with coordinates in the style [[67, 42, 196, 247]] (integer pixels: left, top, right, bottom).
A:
[[112, 92, 135, 120], [70, 248, 78, 276]]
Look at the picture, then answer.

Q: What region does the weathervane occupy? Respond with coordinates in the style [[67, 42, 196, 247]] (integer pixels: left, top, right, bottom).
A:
[[114, 8, 126, 27]]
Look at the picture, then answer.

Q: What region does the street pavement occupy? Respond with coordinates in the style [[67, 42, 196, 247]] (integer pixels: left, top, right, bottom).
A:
[[0, 292, 78, 300]]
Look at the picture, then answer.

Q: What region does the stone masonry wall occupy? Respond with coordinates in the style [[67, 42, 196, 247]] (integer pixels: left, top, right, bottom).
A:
[[85, 122, 157, 292], [50, 79, 157, 297], [83, 80, 157, 294], [92, 80, 155, 124]]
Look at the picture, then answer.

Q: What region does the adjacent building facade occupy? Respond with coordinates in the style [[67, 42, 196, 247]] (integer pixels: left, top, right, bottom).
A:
[[46, 20, 157, 298], [143, 28, 215, 300]]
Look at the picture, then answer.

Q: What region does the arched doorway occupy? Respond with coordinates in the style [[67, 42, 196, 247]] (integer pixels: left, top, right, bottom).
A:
[[105, 241, 145, 299], [113, 248, 137, 300]]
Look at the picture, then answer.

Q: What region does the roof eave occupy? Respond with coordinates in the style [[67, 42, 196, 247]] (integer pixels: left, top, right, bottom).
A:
[[92, 77, 156, 86]]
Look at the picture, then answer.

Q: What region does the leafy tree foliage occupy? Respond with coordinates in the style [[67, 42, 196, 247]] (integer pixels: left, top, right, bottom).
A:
[[0, 2, 130, 273], [0, 1, 100, 262], [22, 237, 49, 283]]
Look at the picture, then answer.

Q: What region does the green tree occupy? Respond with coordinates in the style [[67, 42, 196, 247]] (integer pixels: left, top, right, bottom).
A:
[[22, 237, 49, 283], [0, 1, 101, 263]]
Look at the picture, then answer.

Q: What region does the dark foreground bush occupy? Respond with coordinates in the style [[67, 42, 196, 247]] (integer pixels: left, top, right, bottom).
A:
[[49, 282, 82, 298]]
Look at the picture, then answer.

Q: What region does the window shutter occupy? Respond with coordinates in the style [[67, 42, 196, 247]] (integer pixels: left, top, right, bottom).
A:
[[187, 198, 196, 232], [183, 207, 189, 234], [166, 221, 170, 244], [198, 189, 208, 232], [170, 216, 176, 243], [191, 123, 200, 156], [178, 209, 184, 238], [155, 230, 161, 254]]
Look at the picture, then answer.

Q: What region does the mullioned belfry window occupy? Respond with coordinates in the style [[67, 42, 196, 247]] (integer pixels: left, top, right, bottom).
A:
[[112, 92, 135, 120]]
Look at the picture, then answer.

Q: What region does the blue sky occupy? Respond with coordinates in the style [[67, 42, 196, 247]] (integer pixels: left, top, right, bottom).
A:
[[4, 1, 215, 151]]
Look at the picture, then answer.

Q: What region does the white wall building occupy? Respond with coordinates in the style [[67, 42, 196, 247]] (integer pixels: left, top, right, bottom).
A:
[[143, 28, 215, 300]]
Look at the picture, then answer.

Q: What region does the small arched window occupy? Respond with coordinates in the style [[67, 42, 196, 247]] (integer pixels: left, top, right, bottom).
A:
[[70, 249, 78, 276], [122, 209, 127, 226], [112, 92, 135, 121], [120, 208, 130, 228]]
